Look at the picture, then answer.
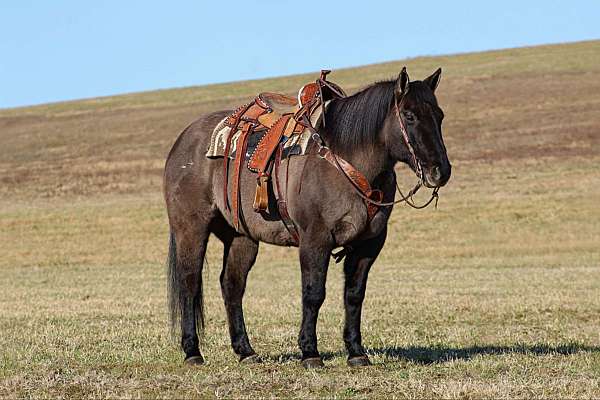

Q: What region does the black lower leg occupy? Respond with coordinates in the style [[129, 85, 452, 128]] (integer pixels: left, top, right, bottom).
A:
[[298, 238, 332, 361], [220, 235, 259, 359], [343, 229, 387, 359], [176, 234, 208, 361], [179, 258, 203, 359], [181, 294, 201, 358]]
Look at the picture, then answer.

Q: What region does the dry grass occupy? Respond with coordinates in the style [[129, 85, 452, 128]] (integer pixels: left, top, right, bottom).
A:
[[1, 40, 600, 398]]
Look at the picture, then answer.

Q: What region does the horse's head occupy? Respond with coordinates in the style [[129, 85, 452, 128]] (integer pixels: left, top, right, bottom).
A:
[[388, 67, 451, 188]]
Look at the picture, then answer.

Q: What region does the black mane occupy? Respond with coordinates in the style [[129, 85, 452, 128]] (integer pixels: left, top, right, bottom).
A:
[[323, 80, 396, 150], [323, 79, 436, 151]]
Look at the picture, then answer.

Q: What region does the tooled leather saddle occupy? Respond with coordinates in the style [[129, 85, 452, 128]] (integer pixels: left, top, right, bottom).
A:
[[221, 71, 346, 237], [219, 70, 383, 245]]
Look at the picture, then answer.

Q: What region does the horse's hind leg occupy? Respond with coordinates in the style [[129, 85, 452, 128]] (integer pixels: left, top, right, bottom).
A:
[[218, 232, 260, 362], [167, 220, 210, 366], [342, 228, 387, 367]]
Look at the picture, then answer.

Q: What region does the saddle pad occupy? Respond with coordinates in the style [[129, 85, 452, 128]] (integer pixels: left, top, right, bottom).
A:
[[206, 117, 312, 161]]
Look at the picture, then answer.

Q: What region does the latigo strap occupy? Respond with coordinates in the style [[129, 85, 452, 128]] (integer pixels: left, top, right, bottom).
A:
[[231, 123, 254, 229], [273, 143, 300, 244]]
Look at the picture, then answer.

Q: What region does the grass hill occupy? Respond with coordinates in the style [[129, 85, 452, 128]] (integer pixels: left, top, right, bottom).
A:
[[1, 40, 598, 200], [1, 41, 600, 398]]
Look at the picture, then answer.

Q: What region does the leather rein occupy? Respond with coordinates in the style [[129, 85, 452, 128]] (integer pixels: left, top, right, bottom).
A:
[[303, 93, 440, 212]]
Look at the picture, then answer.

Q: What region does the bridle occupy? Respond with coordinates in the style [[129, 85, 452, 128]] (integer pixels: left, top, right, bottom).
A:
[[307, 92, 440, 210], [390, 94, 440, 209]]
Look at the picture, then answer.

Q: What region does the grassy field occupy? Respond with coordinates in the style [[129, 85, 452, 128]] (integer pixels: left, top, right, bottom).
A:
[[1, 40, 600, 398]]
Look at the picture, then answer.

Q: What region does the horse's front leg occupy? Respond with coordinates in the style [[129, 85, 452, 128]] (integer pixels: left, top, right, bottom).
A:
[[343, 228, 387, 367], [298, 228, 333, 368]]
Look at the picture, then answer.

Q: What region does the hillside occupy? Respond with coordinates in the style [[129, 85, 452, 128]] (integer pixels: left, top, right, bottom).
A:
[[1, 40, 599, 200], [2, 41, 600, 398]]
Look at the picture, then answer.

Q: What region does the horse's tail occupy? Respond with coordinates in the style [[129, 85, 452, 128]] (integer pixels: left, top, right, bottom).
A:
[[166, 231, 204, 339]]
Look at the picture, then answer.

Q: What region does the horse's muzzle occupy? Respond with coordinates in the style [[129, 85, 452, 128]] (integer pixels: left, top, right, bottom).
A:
[[423, 163, 451, 188]]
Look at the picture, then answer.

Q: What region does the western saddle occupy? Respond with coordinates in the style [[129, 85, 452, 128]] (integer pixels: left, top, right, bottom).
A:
[[222, 70, 382, 244]]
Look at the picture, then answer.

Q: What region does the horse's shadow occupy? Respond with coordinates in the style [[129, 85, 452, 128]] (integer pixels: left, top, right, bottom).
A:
[[360, 343, 600, 365], [274, 343, 600, 364]]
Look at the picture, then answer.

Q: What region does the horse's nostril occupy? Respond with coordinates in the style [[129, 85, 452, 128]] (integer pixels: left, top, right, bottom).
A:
[[431, 166, 442, 181]]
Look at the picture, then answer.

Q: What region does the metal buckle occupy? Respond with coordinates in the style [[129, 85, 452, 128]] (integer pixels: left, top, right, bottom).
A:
[[311, 132, 322, 144], [312, 132, 329, 158], [317, 145, 329, 159]]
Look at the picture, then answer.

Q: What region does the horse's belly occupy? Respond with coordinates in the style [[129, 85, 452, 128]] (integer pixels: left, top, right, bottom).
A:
[[212, 165, 299, 247], [241, 208, 299, 247]]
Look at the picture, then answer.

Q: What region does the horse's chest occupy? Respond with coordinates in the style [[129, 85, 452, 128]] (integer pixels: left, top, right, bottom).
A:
[[333, 207, 389, 245], [364, 210, 389, 238]]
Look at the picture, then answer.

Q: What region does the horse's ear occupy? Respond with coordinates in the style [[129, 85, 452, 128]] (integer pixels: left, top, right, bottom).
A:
[[395, 66, 410, 98], [424, 68, 442, 93]]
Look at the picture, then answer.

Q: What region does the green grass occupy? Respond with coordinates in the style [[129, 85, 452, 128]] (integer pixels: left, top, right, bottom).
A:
[[3, 261, 600, 398], [1, 40, 600, 398], [2, 157, 599, 398]]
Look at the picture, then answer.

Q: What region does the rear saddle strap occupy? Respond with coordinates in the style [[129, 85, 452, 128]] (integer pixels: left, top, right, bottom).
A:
[[273, 143, 300, 244]]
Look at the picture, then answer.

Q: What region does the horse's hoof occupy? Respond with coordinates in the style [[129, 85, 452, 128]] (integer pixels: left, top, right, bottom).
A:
[[347, 355, 371, 367], [240, 354, 262, 364], [183, 355, 205, 367], [301, 357, 324, 369]]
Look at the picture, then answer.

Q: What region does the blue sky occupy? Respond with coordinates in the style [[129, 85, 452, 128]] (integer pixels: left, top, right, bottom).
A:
[[1, 0, 599, 108]]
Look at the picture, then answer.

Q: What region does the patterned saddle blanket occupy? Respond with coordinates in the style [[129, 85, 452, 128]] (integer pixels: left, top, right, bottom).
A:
[[205, 112, 316, 163]]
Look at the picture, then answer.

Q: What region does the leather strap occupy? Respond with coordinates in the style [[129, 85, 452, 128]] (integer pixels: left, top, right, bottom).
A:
[[240, 103, 268, 121], [231, 123, 253, 229], [300, 114, 382, 221], [226, 102, 264, 125], [320, 148, 382, 220], [274, 143, 300, 244], [394, 99, 422, 179], [248, 114, 293, 172], [223, 102, 252, 211]]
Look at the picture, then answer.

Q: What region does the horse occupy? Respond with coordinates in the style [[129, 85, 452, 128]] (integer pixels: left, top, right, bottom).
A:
[[163, 67, 451, 368]]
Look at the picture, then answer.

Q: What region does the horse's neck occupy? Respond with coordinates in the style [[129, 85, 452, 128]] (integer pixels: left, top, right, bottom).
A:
[[321, 123, 392, 185], [323, 92, 395, 184], [327, 128, 389, 184]]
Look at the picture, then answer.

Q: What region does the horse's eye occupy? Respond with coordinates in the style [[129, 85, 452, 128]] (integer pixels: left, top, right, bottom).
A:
[[404, 112, 416, 123]]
